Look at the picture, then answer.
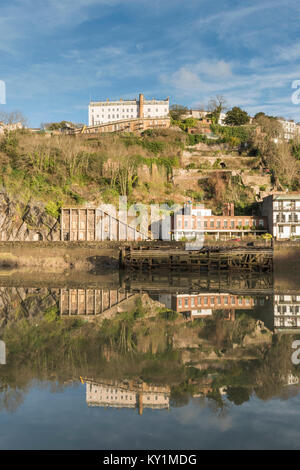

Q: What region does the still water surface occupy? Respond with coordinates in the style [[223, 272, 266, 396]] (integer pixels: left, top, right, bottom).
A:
[[0, 270, 299, 449]]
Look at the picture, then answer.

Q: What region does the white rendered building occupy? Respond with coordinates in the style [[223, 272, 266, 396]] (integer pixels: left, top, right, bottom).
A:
[[88, 93, 169, 126], [261, 194, 300, 239], [277, 119, 299, 140]]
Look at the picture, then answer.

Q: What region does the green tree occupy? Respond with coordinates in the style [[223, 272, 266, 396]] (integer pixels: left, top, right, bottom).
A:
[[225, 107, 250, 126]]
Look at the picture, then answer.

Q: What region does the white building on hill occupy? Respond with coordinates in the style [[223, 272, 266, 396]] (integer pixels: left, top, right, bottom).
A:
[[88, 93, 169, 126]]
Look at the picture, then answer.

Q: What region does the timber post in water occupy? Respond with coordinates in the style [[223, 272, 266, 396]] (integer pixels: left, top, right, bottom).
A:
[[119, 245, 273, 272]]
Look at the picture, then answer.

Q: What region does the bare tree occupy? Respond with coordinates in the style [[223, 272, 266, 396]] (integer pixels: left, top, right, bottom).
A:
[[207, 95, 228, 123], [0, 110, 27, 126]]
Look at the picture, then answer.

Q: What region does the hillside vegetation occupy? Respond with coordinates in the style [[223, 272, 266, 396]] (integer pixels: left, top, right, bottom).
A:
[[0, 119, 299, 216]]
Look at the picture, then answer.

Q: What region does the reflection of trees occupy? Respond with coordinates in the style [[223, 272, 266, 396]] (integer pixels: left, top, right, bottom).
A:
[[170, 389, 190, 407], [0, 385, 24, 413], [207, 390, 229, 417], [254, 335, 299, 400], [199, 314, 256, 350], [1, 295, 300, 415], [226, 387, 250, 406]]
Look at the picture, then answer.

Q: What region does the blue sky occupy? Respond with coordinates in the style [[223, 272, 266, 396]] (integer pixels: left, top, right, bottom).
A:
[[1, 0, 300, 127]]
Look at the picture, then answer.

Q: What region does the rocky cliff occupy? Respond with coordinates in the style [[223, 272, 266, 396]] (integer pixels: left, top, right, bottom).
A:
[[0, 192, 60, 241]]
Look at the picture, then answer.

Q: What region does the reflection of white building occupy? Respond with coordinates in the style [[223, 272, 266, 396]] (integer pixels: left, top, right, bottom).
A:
[[285, 374, 299, 386], [261, 194, 300, 239], [0, 340, 5, 365], [274, 294, 300, 329], [85, 380, 170, 415]]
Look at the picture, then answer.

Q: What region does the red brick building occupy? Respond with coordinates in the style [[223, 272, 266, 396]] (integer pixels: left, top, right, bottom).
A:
[[172, 203, 268, 241]]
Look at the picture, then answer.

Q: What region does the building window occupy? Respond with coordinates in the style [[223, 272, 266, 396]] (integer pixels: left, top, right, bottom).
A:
[[185, 298, 189, 307], [259, 219, 264, 227], [231, 220, 235, 229], [279, 226, 283, 233], [223, 220, 228, 228], [210, 220, 214, 228], [216, 220, 220, 228], [204, 221, 207, 228], [292, 225, 296, 233]]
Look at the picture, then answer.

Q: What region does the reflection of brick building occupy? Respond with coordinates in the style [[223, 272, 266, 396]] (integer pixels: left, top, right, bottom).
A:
[[158, 292, 254, 320], [85, 379, 170, 415]]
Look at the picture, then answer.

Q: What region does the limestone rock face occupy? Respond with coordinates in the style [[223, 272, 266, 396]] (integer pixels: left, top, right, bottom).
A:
[[0, 192, 60, 241], [0, 287, 59, 329]]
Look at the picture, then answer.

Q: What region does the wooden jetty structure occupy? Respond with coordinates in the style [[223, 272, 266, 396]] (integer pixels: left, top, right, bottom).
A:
[[119, 245, 273, 272], [120, 271, 273, 295]]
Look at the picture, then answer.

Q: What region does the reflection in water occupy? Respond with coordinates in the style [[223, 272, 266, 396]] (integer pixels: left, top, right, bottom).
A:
[[0, 340, 5, 365], [60, 289, 134, 316], [274, 294, 300, 330], [84, 378, 170, 414], [0, 271, 300, 448]]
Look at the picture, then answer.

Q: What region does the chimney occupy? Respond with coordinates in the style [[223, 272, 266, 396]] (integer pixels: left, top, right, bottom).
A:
[[139, 93, 144, 118], [138, 393, 143, 415], [222, 203, 234, 217], [230, 203, 235, 216], [222, 203, 229, 216]]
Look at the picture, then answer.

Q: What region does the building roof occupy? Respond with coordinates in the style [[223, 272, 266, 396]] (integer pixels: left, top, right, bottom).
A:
[[272, 193, 300, 200], [89, 97, 169, 106]]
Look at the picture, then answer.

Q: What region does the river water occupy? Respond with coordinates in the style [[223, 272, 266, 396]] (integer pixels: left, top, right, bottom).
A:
[[0, 270, 299, 450]]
